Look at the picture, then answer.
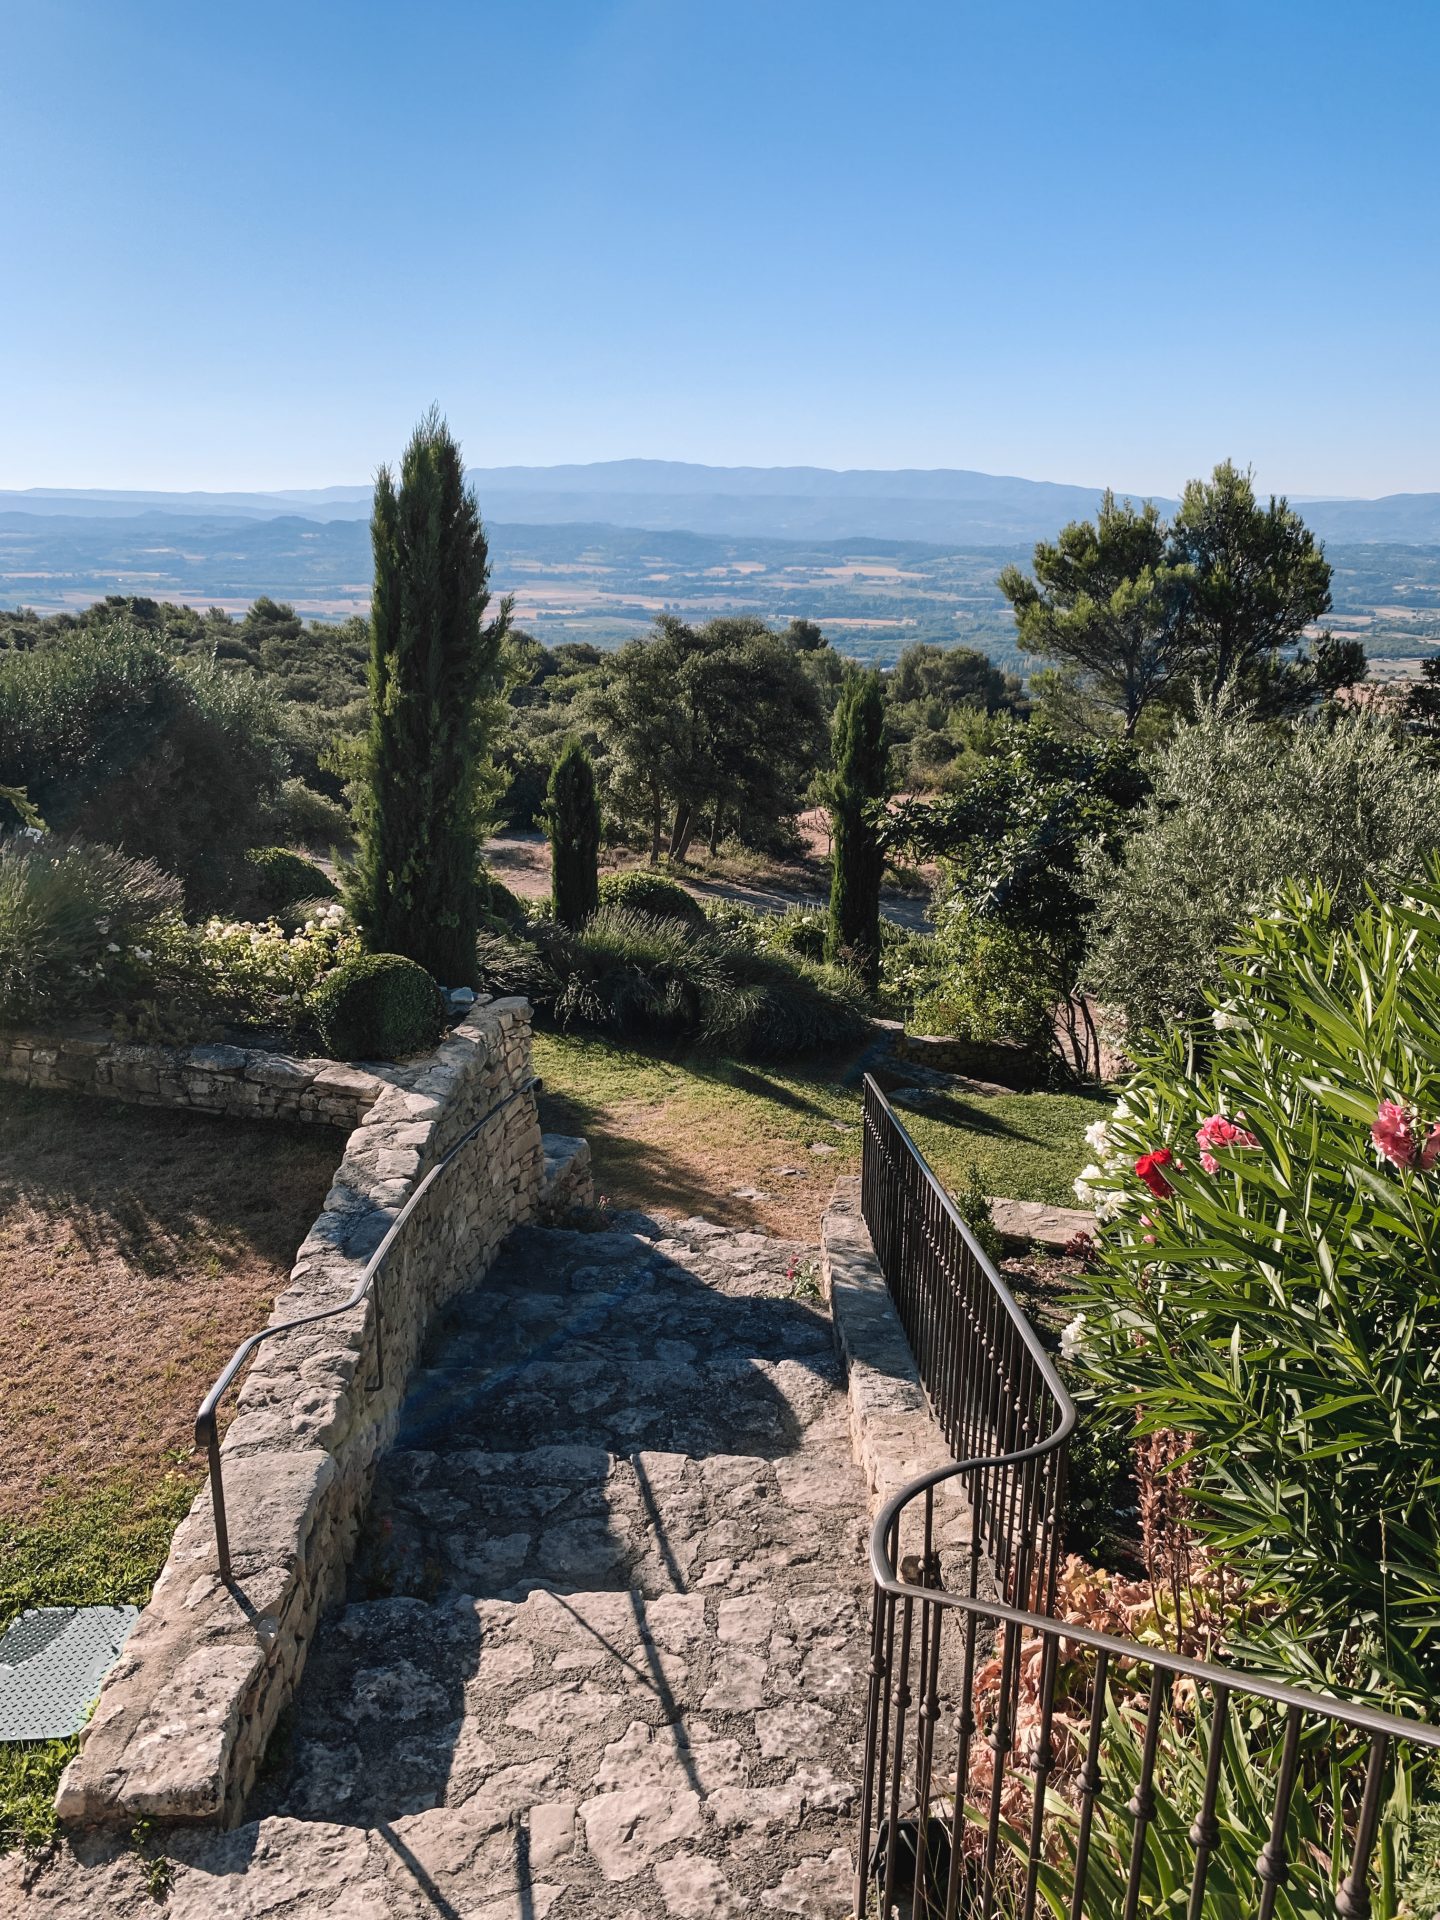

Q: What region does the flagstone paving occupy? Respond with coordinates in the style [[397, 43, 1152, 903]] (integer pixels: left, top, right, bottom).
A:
[[6, 1213, 870, 1917]]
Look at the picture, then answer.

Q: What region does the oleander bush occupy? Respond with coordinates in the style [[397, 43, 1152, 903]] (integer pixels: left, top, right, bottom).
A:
[[1071, 862, 1440, 1705], [311, 951, 445, 1060]]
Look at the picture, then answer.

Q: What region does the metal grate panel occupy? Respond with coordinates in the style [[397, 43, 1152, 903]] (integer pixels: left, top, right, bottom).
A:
[[0, 1606, 138, 1742]]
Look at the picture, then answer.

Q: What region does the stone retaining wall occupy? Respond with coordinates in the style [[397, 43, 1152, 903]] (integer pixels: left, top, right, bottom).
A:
[[55, 997, 545, 1831], [0, 1030, 397, 1129]]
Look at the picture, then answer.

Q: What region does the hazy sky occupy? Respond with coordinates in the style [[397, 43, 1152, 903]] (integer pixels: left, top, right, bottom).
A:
[[4, 0, 1438, 497]]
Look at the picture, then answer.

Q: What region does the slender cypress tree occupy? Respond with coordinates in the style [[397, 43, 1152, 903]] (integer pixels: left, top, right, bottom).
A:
[[546, 738, 601, 931], [353, 410, 510, 986], [826, 669, 887, 988]]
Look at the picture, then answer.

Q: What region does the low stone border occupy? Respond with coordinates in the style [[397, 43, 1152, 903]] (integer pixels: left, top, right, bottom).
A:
[[821, 1178, 973, 1579], [0, 1029, 401, 1129], [538, 1131, 595, 1220], [820, 1178, 955, 1512], [988, 1195, 1095, 1248], [56, 998, 546, 1831]]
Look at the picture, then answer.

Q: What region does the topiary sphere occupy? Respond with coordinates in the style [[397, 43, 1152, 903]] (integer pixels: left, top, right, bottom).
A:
[[596, 870, 706, 929], [246, 845, 338, 914], [312, 952, 445, 1061]]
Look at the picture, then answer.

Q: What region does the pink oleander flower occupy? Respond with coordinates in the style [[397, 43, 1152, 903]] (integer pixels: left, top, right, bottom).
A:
[[1424, 1124, 1440, 1172], [1196, 1114, 1259, 1154], [1372, 1101, 1419, 1170]]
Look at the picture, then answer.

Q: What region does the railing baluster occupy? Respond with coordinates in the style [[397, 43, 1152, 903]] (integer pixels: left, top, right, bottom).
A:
[[1122, 1674, 1167, 1920], [1070, 1648, 1110, 1920], [1255, 1705, 1303, 1920], [881, 1595, 916, 1920], [1021, 1628, 1060, 1920], [1335, 1732, 1390, 1920], [1186, 1683, 1230, 1920]]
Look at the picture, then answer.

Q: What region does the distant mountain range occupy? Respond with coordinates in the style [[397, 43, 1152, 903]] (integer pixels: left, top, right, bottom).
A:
[[4, 462, 1440, 545]]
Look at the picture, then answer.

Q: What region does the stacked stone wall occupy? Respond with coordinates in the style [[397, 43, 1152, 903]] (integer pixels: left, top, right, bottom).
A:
[[51, 998, 544, 1829], [0, 1031, 390, 1128]]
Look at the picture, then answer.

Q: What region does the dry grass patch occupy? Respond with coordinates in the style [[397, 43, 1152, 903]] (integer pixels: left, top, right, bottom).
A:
[[0, 1086, 343, 1523]]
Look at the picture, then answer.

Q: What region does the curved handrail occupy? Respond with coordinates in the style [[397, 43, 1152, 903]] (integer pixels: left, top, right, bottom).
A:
[[852, 1087, 1440, 1920], [195, 1073, 541, 1581], [866, 1455, 1440, 1750], [860, 1075, 1076, 1611]]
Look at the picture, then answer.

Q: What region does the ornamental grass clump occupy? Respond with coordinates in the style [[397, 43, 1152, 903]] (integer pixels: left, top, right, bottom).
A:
[[1071, 859, 1440, 1706]]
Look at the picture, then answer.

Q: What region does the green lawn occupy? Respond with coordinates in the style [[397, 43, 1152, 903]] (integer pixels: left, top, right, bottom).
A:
[[1, 1475, 196, 1854], [533, 1029, 1106, 1240]]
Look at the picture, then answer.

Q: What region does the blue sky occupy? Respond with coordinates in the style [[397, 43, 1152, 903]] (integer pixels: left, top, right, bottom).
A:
[[3, 0, 1438, 496]]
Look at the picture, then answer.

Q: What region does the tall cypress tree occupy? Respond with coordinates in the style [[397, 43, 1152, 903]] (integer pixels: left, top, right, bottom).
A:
[[546, 738, 600, 931], [353, 410, 510, 986], [826, 669, 887, 989]]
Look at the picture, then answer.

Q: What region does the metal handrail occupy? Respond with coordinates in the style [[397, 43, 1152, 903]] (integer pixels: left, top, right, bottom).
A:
[[195, 1074, 541, 1582], [861, 1074, 1075, 1612], [868, 1459, 1440, 1752], [854, 1084, 1440, 1920]]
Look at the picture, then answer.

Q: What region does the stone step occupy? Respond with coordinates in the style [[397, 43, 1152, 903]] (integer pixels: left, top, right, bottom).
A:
[[254, 1579, 864, 1916], [247, 1213, 867, 1916]]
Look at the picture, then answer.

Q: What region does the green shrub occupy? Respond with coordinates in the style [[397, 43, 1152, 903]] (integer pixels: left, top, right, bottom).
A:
[[271, 776, 349, 848], [244, 846, 337, 915], [477, 871, 528, 934], [311, 951, 445, 1060], [1073, 862, 1440, 1704], [597, 869, 707, 928], [1084, 705, 1440, 1036], [912, 907, 1065, 1065], [473, 905, 867, 1060], [0, 622, 290, 906], [0, 837, 182, 1027], [762, 904, 828, 962]]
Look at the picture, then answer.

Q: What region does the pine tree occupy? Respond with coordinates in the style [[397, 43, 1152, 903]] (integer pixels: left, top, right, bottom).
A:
[[826, 669, 887, 988], [352, 410, 510, 986], [546, 738, 600, 930]]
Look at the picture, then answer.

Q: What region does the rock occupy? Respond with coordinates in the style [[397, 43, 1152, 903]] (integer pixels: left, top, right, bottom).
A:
[[579, 1784, 702, 1880], [760, 1849, 854, 1916], [655, 1852, 748, 1917]]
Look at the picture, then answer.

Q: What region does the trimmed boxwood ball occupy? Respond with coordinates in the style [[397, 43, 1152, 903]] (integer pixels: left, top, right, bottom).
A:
[[312, 952, 445, 1060], [596, 870, 706, 929], [246, 846, 337, 913]]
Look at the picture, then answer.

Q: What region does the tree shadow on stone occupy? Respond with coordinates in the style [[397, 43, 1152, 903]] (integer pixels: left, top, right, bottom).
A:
[[253, 1216, 852, 1832]]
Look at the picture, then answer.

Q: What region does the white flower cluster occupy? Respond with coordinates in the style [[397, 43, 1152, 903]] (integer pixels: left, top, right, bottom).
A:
[[1074, 1097, 1133, 1223], [304, 901, 347, 932], [1059, 1312, 1088, 1363], [1211, 1003, 1248, 1033]]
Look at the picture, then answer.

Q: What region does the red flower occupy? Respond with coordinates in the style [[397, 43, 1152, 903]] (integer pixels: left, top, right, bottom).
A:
[[1135, 1149, 1175, 1200]]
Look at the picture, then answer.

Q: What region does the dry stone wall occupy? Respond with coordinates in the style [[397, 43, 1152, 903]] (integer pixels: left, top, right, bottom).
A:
[[54, 997, 545, 1831], [0, 1030, 394, 1128]]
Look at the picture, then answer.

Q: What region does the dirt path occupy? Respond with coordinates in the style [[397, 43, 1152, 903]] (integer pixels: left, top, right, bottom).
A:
[[486, 828, 931, 932]]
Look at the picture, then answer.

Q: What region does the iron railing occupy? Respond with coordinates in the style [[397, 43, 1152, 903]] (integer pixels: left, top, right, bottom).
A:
[[195, 1075, 540, 1583], [855, 1079, 1440, 1920], [861, 1075, 1074, 1614]]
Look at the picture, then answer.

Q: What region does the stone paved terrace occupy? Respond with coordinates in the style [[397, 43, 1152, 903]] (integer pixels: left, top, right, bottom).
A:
[[7, 1213, 873, 1917]]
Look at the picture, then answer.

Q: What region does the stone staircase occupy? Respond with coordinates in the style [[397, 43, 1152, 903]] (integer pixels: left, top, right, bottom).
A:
[[232, 1213, 869, 1917]]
